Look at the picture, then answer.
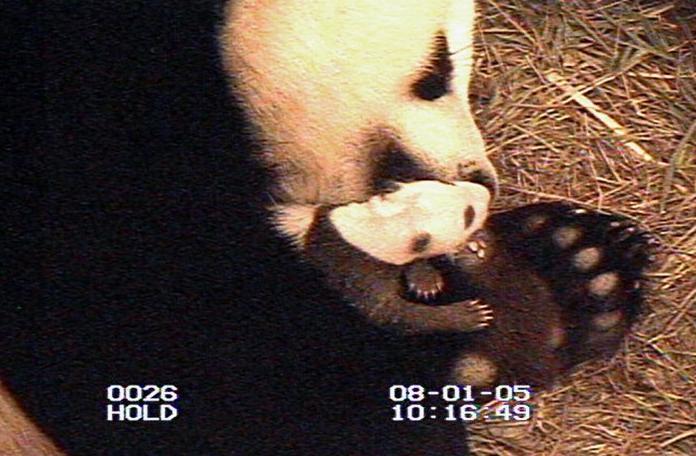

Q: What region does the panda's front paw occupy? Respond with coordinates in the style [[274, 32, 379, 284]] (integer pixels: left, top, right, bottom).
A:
[[491, 202, 656, 364], [495, 203, 654, 312], [329, 180, 491, 265]]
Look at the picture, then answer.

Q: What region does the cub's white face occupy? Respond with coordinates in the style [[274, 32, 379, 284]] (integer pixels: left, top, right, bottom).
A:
[[330, 181, 490, 265]]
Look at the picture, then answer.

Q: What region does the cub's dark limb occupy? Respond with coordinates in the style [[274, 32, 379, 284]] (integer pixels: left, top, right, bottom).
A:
[[402, 203, 655, 395]]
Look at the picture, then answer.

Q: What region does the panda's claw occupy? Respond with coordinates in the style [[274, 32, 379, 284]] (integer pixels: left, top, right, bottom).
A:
[[612, 225, 639, 243], [645, 235, 660, 247], [475, 318, 493, 329], [407, 284, 443, 303]]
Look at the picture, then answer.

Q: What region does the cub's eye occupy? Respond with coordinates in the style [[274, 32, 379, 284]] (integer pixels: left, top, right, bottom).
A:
[[411, 33, 453, 101]]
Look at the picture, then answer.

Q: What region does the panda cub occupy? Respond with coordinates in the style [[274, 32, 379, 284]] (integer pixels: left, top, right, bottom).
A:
[[304, 183, 653, 394]]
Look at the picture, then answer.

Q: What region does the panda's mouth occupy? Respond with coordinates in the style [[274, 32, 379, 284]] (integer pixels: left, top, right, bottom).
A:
[[463, 169, 497, 197]]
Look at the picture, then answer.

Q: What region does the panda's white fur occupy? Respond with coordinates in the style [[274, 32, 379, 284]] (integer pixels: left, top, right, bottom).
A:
[[220, 0, 495, 259]]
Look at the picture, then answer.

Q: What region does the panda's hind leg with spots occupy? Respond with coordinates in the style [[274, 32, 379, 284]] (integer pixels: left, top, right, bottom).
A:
[[489, 202, 656, 369]]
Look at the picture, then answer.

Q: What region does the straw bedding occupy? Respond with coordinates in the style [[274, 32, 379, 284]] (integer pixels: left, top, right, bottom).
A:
[[467, 1, 695, 454]]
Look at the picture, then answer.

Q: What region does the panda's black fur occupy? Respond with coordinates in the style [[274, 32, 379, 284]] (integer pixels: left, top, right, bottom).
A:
[[4, 2, 654, 456]]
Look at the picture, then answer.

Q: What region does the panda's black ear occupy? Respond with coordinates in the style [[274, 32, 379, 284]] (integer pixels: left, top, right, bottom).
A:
[[411, 33, 453, 101]]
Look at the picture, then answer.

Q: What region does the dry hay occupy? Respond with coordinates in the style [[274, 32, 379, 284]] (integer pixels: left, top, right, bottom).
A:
[[467, 0, 695, 455]]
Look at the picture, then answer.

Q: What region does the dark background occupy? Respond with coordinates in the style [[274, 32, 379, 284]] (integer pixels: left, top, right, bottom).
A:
[[4, 2, 472, 454]]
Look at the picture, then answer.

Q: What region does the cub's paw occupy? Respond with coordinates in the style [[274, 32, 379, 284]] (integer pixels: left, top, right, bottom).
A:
[[464, 299, 495, 330], [401, 261, 446, 303], [399, 232, 491, 304], [399, 258, 494, 327], [329, 180, 491, 265], [490, 202, 656, 363]]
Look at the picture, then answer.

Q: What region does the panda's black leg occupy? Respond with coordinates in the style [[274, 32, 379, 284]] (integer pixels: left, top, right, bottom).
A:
[[489, 202, 656, 367]]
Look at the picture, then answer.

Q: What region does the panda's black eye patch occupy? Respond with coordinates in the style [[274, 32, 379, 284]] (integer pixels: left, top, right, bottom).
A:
[[371, 143, 434, 194], [411, 33, 453, 101]]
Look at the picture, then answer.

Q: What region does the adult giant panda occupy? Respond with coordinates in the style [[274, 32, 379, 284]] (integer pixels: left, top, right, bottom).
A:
[[3, 1, 651, 455]]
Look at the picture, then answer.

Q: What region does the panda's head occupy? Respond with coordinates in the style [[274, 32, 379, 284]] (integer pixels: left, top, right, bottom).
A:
[[219, 0, 496, 208]]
